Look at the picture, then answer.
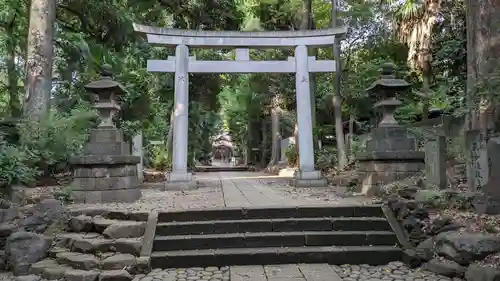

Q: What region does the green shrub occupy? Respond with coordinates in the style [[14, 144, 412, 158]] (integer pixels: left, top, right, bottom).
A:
[[151, 145, 171, 171], [284, 144, 297, 167], [315, 147, 337, 171], [0, 141, 39, 189], [19, 105, 97, 177]]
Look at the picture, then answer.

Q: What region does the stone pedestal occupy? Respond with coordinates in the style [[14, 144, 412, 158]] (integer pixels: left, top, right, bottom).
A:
[[357, 127, 424, 196], [70, 129, 142, 203], [290, 170, 328, 187]]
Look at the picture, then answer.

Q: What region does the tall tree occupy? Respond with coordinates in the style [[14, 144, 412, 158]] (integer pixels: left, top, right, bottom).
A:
[[23, 0, 56, 120], [394, 0, 441, 120], [465, 0, 500, 131], [332, 0, 348, 169]]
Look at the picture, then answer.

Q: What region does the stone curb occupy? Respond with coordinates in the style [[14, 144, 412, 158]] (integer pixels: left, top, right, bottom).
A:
[[140, 211, 158, 257], [381, 203, 412, 250]]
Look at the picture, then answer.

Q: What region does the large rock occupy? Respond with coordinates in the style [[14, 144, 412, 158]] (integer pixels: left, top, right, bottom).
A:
[[415, 237, 435, 261], [42, 265, 71, 280], [14, 275, 41, 281], [102, 221, 145, 239], [69, 215, 93, 233], [465, 264, 500, 281], [101, 254, 136, 270], [19, 199, 66, 233], [99, 270, 133, 281], [56, 252, 99, 270], [5, 231, 52, 275], [422, 258, 465, 277], [30, 259, 59, 275], [93, 217, 116, 233], [71, 238, 112, 253], [435, 231, 500, 265], [112, 238, 141, 255], [65, 269, 99, 281]]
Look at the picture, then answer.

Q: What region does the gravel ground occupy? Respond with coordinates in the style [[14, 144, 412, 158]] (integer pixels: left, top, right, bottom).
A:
[[332, 262, 464, 281], [67, 186, 226, 212], [267, 179, 374, 205]]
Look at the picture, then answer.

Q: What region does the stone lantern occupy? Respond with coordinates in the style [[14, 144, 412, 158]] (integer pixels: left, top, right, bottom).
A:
[[356, 63, 424, 196], [69, 64, 142, 203], [86, 64, 122, 129]]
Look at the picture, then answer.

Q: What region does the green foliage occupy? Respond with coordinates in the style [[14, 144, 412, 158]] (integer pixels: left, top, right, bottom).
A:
[[19, 105, 97, 177], [315, 147, 337, 171], [151, 145, 171, 171], [0, 0, 482, 175], [0, 141, 39, 188], [284, 144, 298, 167]]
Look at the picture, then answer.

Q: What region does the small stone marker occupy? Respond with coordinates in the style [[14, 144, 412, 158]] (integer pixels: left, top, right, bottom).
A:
[[132, 131, 144, 183], [424, 135, 447, 189]]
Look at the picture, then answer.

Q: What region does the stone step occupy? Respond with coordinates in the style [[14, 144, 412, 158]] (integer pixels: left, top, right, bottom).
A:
[[30, 258, 135, 281], [157, 205, 384, 222], [156, 217, 392, 236], [43, 251, 149, 272], [70, 237, 142, 256], [194, 166, 250, 172], [69, 215, 146, 237], [56, 233, 142, 255], [153, 231, 397, 251], [150, 246, 402, 268]]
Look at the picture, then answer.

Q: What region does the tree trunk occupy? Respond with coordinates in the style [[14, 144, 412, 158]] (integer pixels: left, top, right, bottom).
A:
[[472, 0, 500, 133], [260, 118, 268, 167], [244, 120, 252, 165], [5, 17, 22, 118], [331, 0, 348, 169], [268, 94, 282, 167], [465, 0, 477, 130], [418, 0, 440, 122], [23, 0, 56, 120], [348, 113, 355, 161]]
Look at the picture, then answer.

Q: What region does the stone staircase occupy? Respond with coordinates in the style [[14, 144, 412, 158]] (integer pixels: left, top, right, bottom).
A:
[[151, 205, 402, 268], [29, 211, 149, 280]]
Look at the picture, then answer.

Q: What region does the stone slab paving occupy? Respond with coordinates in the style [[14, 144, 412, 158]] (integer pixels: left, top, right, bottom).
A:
[[67, 170, 369, 212], [216, 171, 370, 207]]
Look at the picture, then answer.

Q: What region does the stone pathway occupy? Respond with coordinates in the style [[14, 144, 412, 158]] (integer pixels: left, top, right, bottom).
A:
[[68, 171, 370, 212]]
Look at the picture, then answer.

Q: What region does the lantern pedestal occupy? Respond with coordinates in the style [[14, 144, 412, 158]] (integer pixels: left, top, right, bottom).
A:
[[70, 129, 142, 203]]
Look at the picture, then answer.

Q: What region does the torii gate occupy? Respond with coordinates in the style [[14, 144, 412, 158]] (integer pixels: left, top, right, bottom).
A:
[[133, 24, 347, 187]]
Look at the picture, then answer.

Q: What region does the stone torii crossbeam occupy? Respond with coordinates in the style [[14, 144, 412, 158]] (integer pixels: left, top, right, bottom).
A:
[[133, 24, 347, 187]]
